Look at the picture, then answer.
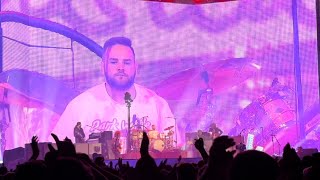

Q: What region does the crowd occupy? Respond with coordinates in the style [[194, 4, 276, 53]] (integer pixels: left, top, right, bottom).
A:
[[0, 132, 319, 180]]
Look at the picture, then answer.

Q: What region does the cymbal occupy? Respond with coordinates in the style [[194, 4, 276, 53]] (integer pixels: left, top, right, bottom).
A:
[[164, 126, 174, 131], [153, 58, 260, 101], [0, 69, 78, 114]]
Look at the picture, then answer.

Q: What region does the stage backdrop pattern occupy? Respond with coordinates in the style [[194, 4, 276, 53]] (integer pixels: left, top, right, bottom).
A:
[[0, 0, 319, 155]]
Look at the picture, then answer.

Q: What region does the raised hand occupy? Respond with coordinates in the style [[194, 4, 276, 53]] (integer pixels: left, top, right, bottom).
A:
[[178, 155, 182, 163], [140, 131, 149, 156], [194, 138, 204, 150], [204, 136, 236, 180], [29, 135, 39, 161], [48, 143, 56, 152], [159, 159, 167, 169], [116, 158, 123, 171], [49, 133, 76, 157], [109, 161, 113, 169], [194, 138, 209, 162], [116, 157, 130, 174], [210, 135, 235, 154]]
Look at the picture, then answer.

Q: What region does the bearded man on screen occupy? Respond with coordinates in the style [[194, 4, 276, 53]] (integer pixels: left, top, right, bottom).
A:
[[52, 37, 177, 146]]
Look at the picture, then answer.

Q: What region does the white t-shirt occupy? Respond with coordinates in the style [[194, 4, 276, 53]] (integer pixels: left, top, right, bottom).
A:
[[52, 83, 175, 143]]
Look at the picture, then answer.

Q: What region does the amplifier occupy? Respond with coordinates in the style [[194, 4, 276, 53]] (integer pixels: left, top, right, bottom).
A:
[[74, 143, 89, 154], [89, 143, 102, 158], [89, 133, 101, 139]]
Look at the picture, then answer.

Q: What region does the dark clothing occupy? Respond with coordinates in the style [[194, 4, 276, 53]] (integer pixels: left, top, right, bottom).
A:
[[74, 127, 85, 143]]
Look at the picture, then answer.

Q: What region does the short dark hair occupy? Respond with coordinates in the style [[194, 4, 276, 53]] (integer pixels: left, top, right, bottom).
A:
[[102, 36, 135, 59]]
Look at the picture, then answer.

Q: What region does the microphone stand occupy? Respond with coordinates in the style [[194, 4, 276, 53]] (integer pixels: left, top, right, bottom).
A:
[[271, 134, 281, 156], [271, 134, 275, 155], [174, 117, 177, 148], [141, 116, 148, 132], [166, 117, 178, 149], [125, 99, 132, 154], [271, 132, 281, 156], [274, 135, 281, 155]]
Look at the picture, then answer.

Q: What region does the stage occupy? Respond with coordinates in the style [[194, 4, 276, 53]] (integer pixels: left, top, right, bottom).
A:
[[104, 157, 202, 167]]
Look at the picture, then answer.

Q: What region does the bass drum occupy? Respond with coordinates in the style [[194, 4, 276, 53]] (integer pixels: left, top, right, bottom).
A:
[[151, 139, 164, 152]]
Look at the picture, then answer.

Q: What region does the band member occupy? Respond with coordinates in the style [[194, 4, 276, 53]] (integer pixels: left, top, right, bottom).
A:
[[266, 77, 292, 101], [197, 130, 204, 139], [112, 131, 122, 158], [209, 123, 223, 139], [148, 124, 159, 140], [74, 122, 85, 143]]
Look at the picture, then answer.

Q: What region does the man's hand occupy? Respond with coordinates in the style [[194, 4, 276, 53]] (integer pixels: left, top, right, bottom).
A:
[[194, 138, 209, 162], [194, 138, 205, 151], [159, 159, 167, 169], [210, 135, 235, 154], [49, 133, 76, 157], [29, 136, 39, 161]]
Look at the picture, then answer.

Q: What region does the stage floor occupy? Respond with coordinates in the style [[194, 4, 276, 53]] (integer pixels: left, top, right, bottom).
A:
[[104, 157, 202, 167]]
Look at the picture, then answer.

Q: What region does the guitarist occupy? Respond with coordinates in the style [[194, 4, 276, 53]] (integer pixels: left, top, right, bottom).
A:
[[209, 123, 223, 139], [112, 130, 122, 158], [74, 122, 85, 143]]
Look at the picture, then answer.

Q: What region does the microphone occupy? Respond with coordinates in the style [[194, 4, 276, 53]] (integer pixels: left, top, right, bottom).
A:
[[132, 114, 137, 124], [124, 92, 133, 102]]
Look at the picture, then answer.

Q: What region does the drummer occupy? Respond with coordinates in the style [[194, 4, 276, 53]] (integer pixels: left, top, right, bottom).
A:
[[148, 125, 159, 140], [266, 78, 291, 100]]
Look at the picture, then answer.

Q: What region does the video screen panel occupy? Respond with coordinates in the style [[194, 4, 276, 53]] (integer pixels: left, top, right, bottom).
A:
[[0, 0, 318, 157]]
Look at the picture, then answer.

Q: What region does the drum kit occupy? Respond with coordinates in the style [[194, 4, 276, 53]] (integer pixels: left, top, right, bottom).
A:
[[152, 57, 299, 154], [130, 125, 175, 152], [233, 83, 296, 153]]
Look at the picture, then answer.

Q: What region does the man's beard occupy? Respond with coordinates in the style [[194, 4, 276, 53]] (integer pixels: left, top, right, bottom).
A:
[[106, 73, 135, 91]]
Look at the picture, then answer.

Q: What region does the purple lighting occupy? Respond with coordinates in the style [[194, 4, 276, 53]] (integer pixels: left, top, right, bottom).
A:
[[0, 0, 318, 159]]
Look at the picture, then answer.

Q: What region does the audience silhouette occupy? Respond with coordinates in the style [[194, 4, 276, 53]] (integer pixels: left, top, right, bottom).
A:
[[0, 132, 318, 180]]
